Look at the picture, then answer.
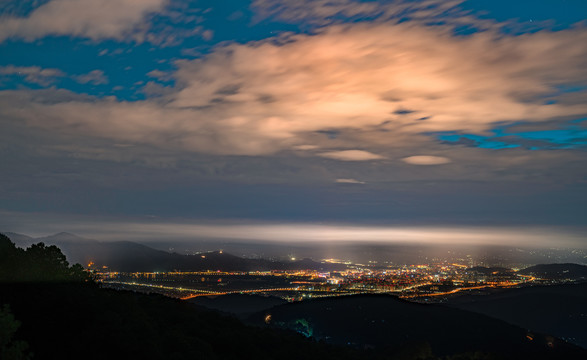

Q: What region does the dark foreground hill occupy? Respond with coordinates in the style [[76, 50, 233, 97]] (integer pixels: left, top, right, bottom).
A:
[[2, 233, 586, 359], [0, 283, 374, 360], [249, 294, 586, 359], [4, 285, 585, 360], [0, 233, 359, 360], [447, 283, 587, 348], [188, 294, 288, 319]]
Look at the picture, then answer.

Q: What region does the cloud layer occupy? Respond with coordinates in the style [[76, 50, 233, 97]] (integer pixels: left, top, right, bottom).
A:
[[2, 20, 587, 163], [251, 0, 469, 25], [1, 211, 583, 248], [0, 65, 109, 86], [0, 0, 167, 42], [0, 65, 64, 86]]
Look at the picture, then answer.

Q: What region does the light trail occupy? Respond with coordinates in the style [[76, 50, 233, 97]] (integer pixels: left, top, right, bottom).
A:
[[103, 280, 354, 300], [400, 282, 523, 299], [103, 273, 536, 302]]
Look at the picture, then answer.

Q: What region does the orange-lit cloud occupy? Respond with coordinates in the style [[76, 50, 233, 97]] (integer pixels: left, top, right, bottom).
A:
[[2, 20, 587, 161], [0, 0, 167, 43], [402, 156, 451, 165], [319, 150, 384, 161]]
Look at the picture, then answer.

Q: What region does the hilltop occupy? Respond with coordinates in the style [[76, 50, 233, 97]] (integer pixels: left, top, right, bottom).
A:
[[5, 231, 346, 272]]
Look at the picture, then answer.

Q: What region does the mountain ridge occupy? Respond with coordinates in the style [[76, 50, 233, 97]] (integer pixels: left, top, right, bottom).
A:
[[518, 263, 587, 280], [3, 232, 346, 272]]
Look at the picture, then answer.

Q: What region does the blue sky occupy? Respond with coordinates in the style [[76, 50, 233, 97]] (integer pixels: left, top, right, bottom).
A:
[[0, 0, 586, 246]]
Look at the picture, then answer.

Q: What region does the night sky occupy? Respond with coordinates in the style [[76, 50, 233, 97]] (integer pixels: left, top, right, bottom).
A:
[[0, 0, 586, 247]]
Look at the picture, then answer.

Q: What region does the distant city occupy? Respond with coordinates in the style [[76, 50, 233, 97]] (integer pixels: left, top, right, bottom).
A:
[[7, 231, 585, 304], [3, 231, 586, 356], [96, 251, 586, 303]]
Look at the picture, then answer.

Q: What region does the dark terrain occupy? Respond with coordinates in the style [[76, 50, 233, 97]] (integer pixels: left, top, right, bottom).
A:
[[518, 263, 587, 280], [188, 294, 288, 319], [2, 232, 586, 359], [245, 293, 586, 359], [447, 282, 587, 348]]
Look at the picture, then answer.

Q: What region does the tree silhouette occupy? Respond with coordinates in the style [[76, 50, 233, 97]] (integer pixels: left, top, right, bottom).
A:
[[0, 234, 23, 282], [0, 233, 91, 283], [23, 242, 70, 281], [0, 304, 31, 360]]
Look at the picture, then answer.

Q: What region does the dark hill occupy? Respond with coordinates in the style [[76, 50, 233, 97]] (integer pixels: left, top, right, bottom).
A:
[[37, 231, 89, 243], [447, 283, 587, 348], [0, 233, 361, 359], [250, 294, 586, 359], [188, 294, 287, 318], [2, 233, 585, 359], [4, 231, 36, 248], [519, 263, 587, 280], [3, 232, 346, 272], [0, 283, 367, 360]]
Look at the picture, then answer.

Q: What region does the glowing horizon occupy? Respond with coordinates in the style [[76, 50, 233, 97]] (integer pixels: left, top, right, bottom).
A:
[[3, 214, 584, 249]]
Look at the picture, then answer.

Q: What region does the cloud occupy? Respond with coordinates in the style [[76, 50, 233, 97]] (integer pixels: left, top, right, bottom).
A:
[[252, 0, 380, 23], [0, 65, 109, 87], [141, 81, 175, 98], [147, 69, 173, 82], [1, 211, 583, 248], [164, 22, 587, 154], [319, 150, 384, 161], [122, 223, 585, 247], [0, 65, 65, 86], [402, 155, 451, 165], [74, 70, 108, 85], [336, 178, 365, 184], [201, 29, 213, 41], [292, 144, 319, 151], [1, 20, 587, 160], [0, 0, 168, 43], [251, 0, 469, 26]]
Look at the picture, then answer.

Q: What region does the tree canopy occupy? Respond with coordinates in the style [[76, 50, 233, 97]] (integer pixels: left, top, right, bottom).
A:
[[0, 233, 91, 283], [0, 304, 31, 360]]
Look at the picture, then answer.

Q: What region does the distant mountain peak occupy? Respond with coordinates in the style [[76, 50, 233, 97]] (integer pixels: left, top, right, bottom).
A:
[[38, 232, 96, 243], [54, 231, 76, 236], [52, 231, 83, 238], [3, 231, 34, 239]]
